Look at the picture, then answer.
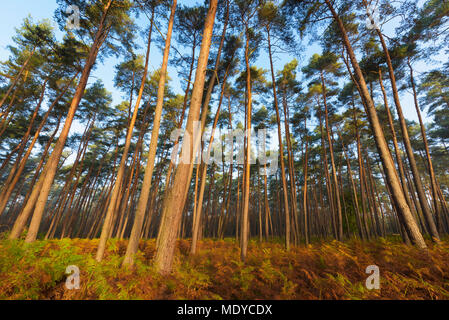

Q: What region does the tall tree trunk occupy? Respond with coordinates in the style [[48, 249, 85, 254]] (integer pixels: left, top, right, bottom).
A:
[[407, 58, 443, 234], [10, 1, 114, 241], [368, 11, 439, 242], [95, 3, 156, 261], [325, 0, 426, 248], [318, 106, 337, 238], [337, 128, 364, 239], [154, 0, 217, 275], [121, 4, 173, 266], [303, 129, 310, 245], [282, 88, 299, 245], [240, 20, 254, 262], [0, 74, 77, 216], [321, 72, 343, 240], [190, 4, 230, 254], [266, 30, 291, 250], [378, 69, 420, 223]]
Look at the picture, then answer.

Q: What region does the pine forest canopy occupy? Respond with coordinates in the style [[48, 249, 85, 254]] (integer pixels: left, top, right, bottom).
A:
[[0, 0, 447, 277]]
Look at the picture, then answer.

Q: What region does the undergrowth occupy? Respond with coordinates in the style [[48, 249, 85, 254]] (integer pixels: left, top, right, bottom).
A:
[[1, 236, 449, 300]]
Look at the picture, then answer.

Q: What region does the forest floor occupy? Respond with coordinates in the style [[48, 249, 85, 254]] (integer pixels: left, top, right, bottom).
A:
[[1, 235, 449, 300]]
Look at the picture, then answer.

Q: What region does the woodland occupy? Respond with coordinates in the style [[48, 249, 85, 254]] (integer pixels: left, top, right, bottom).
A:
[[0, 0, 448, 300]]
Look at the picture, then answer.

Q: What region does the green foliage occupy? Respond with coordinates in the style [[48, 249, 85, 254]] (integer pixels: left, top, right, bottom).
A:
[[0, 239, 83, 299], [1, 238, 449, 300]]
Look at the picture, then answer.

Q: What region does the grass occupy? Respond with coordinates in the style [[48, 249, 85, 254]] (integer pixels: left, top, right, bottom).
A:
[[1, 235, 449, 300]]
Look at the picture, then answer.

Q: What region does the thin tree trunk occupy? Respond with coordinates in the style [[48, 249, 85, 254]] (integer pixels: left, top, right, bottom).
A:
[[267, 30, 290, 250], [321, 72, 343, 240], [0, 74, 77, 216], [407, 58, 443, 234], [303, 130, 310, 245], [122, 4, 173, 266], [369, 11, 439, 242]]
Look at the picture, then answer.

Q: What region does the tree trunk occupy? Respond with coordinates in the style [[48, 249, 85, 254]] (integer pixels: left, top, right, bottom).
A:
[[372, 21, 439, 242], [190, 5, 230, 254], [320, 72, 343, 240], [154, 0, 217, 274], [10, 1, 113, 241], [122, 4, 172, 266], [325, 0, 426, 248], [267, 30, 291, 250], [407, 58, 443, 234]]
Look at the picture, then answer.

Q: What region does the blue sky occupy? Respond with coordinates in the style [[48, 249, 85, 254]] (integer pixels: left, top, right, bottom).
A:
[[0, 0, 204, 104], [0, 0, 443, 131]]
